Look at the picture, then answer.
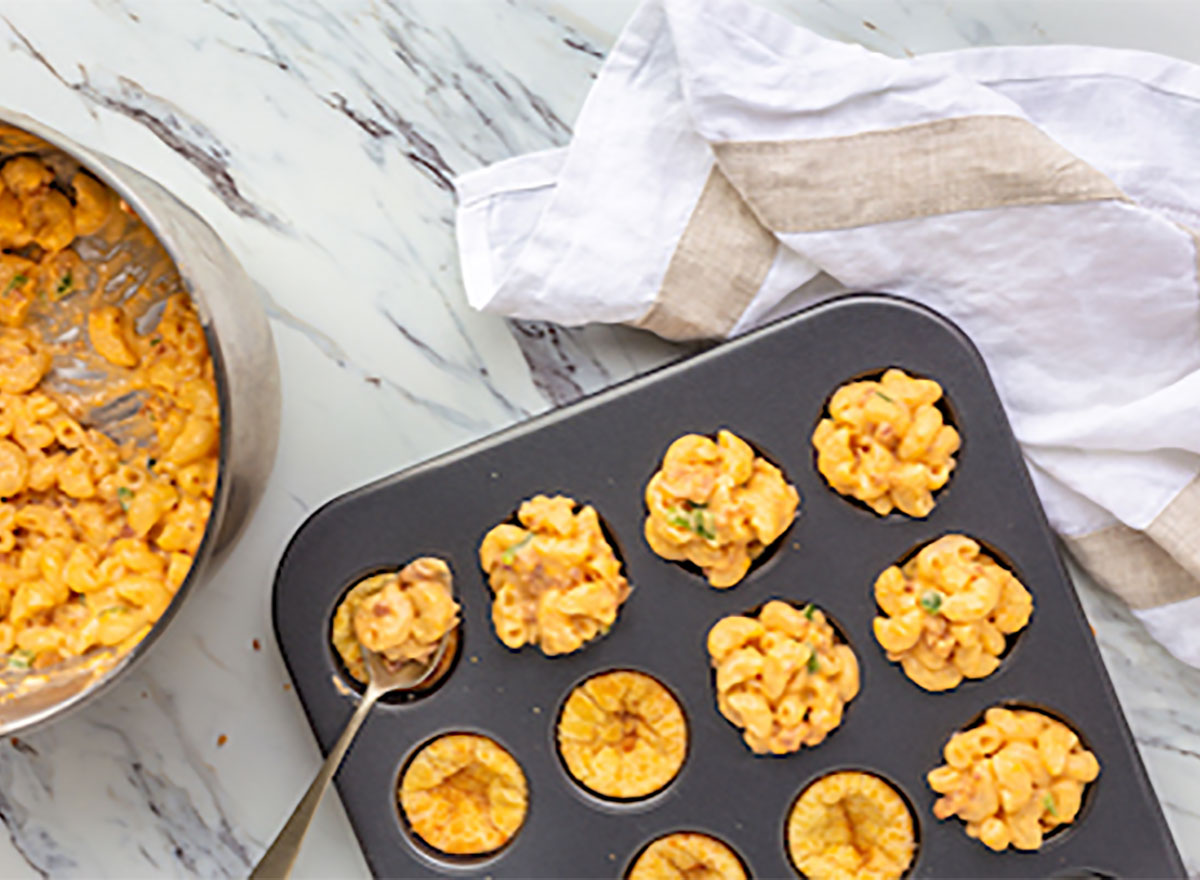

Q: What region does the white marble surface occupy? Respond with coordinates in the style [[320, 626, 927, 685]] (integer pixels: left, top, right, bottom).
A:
[[0, 1, 1196, 877]]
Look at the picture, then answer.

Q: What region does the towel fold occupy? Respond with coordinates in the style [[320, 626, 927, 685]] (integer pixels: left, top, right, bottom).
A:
[[455, 0, 1200, 667]]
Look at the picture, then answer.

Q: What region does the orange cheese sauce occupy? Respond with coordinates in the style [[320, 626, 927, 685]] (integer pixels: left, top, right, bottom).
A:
[[0, 155, 219, 674]]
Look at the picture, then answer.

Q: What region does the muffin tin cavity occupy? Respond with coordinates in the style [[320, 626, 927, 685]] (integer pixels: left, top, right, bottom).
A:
[[327, 566, 462, 705], [707, 600, 859, 755], [397, 732, 528, 859], [871, 534, 1034, 693], [811, 367, 961, 519], [929, 703, 1101, 852], [626, 831, 749, 880], [480, 494, 631, 656], [556, 669, 688, 802], [643, 429, 799, 588], [274, 297, 1182, 878], [785, 770, 919, 880]]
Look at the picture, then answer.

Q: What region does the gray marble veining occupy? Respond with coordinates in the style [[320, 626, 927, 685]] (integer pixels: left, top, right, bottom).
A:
[[0, 1, 1194, 877]]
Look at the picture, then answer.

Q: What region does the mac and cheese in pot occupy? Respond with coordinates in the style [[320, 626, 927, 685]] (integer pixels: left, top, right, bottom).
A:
[[0, 157, 218, 675]]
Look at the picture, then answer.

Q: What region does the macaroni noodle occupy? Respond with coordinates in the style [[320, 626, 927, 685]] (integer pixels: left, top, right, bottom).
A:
[[628, 833, 746, 880], [331, 557, 459, 684], [707, 600, 859, 755], [928, 707, 1100, 851], [399, 733, 527, 856], [645, 430, 798, 588], [480, 494, 629, 656], [813, 369, 959, 517], [0, 157, 218, 674], [557, 670, 686, 799], [873, 535, 1033, 692], [787, 772, 916, 880]]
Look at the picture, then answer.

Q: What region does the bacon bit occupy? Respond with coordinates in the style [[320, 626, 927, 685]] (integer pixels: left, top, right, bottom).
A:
[[217, 734, 227, 747], [372, 602, 391, 618], [252, 638, 261, 651], [283, 682, 291, 691]]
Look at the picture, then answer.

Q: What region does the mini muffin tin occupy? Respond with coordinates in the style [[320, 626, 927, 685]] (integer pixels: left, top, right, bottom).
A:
[[273, 295, 1184, 878]]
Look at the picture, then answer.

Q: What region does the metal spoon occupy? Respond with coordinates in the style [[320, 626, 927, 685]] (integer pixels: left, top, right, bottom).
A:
[[250, 633, 453, 880]]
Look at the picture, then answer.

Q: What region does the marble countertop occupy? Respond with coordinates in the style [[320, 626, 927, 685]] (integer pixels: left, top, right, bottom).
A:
[[0, 1, 1198, 877]]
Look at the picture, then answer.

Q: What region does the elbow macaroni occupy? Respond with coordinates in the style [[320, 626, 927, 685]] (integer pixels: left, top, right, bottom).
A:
[[786, 772, 916, 880], [707, 600, 859, 755], [813, 368, 959, 517], [628, 833, 747, 880], [644, 430, 798, 588], [929, 707, 1100, 852], [331, 557, 460, 684], [0, 157, 219, 674], [873, 534, 1033, 692], [557, 670, 687, 800], [480, 494, 630, 656]]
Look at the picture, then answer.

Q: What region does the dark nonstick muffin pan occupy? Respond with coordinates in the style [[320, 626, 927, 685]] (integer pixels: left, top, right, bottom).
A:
[[273, 294, 1184, 878]]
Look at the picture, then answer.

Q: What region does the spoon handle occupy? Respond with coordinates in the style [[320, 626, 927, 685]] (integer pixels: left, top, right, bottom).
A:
[[250, 686, 382, 879]]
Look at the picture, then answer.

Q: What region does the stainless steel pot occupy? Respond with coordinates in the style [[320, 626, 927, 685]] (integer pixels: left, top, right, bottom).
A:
[[0, 110, 281, 734]]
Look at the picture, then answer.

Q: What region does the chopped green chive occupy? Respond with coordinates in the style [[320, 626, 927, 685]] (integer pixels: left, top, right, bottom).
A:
[[875, 390, 895, 403], [6, 649, 33, 670], [116, 486, 134, 511], [803, 603, 816, 620], [1043, 793, 1058, 817], [54, 271, 73, 298], [665, 508, 691, 529], [806, 650, 820, 674], [665, 505, 717, 541], [501, 534, 533, 565], [99, 605, 130, 617], [3, 273, 28, 296], [150, 336, 162, 346], [919, 590, 943, 615]]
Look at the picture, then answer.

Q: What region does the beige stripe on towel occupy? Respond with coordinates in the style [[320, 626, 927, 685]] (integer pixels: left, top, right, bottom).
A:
[[1146, 475, 1200, 584], [631, 165, 777, 341], [1066, 521, 1200, 611], [713, 115, 1126, 233]]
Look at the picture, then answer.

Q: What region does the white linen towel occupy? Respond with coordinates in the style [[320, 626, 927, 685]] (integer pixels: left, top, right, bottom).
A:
[[455, 0, 1200, 667]]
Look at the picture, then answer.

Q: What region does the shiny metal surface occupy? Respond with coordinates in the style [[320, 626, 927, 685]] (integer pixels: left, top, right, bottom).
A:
[[0, 109, 281, 735], [251, 634, 454, 880]]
